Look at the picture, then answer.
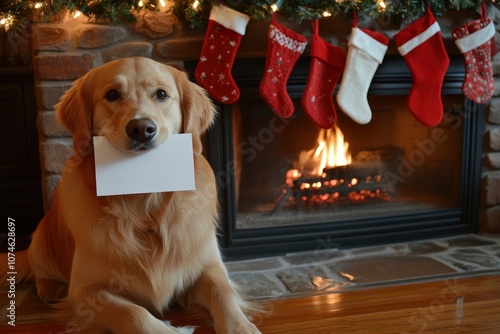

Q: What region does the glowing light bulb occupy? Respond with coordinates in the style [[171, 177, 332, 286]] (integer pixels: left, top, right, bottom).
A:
[[34, 3, 43, 9], [271, 4, 278, 12], [160, 0, 166, 7], [138, 1, 144, 7], [192, 0, 200, 9], [322, 11, 332, 17], [2, 15, 13, 30], [377, 0, 387, 11], [73, 11, 82, 19]]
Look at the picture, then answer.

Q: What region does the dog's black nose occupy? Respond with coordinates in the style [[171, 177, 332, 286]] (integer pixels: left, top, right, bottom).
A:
[[126, 118, 157, 142]]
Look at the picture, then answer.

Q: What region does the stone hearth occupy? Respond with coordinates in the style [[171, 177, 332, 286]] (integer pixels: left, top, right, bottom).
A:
[[225, 234, 500, 299], [28, 7, 500, 236]]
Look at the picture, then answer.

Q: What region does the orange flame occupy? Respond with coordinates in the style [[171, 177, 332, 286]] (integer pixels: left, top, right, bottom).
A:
[[299, 126, 352, 176]]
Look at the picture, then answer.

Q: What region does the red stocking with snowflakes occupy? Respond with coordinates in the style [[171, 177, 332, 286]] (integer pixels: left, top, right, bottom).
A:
[[453, 1, 496, 104], [195, 5, 250, 104], [394, 6, 450, 127], [259, 14, 307, 118], [302, 20, 346, 129]]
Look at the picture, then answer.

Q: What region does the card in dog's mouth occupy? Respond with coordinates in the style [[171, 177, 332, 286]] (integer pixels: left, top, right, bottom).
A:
[[93, 134, 195, 196]]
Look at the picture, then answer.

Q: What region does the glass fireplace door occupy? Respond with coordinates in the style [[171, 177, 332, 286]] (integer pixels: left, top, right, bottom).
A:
[[232, 94, 464, 229]]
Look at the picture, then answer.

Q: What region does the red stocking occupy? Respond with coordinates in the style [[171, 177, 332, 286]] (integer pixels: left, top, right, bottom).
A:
[[453, 1, 495, 104], [302, 20, 346, 129], [259, 14, 307, 118], [194, 5, 250, 104], [394, 6, 450, 127]]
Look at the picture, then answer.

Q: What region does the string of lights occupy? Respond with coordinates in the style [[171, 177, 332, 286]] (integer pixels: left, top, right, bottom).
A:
[[1, 1, 497, 37]]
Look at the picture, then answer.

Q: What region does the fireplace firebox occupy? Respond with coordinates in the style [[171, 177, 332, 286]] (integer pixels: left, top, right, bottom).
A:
[[187, 55, 484, 259]]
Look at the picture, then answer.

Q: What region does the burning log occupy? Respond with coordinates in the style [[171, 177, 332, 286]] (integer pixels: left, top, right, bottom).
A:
[[273, 146, 403, 215], [272, 121, 402, 214], [322, 162, 383, 181], [273, 174, 394, 214]]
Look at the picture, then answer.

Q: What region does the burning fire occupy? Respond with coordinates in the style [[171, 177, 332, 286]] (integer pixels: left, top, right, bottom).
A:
[[278, 125, 392, 212], [298, 126, 352, 177]]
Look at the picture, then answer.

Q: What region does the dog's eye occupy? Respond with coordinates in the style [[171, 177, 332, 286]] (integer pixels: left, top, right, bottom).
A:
[[105, 89, 120, 102], [155, 89, 168, 101]]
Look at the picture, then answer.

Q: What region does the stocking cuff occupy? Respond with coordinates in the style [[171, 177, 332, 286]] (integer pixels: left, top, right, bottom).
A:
[[454, 21, 495, 53], [269, 23, 307, 54], [209, 5, 250, 35], [396, 21, 441, 56], [349, 27, 388, 64], [310, 34, 345, 68]]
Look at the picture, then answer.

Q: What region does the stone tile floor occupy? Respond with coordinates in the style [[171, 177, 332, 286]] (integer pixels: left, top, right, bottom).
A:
[[226, 234, 500, 300]]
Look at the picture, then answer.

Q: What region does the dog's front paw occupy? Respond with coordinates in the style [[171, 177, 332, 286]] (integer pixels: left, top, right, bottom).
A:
[[161, 321, 195, 334], [217, 320, 262, 334], [36, 278, 68, 303], [239, 322, 262, 334]]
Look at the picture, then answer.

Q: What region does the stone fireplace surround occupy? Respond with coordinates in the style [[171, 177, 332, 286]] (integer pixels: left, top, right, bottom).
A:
[[31, 8, 500, 239]]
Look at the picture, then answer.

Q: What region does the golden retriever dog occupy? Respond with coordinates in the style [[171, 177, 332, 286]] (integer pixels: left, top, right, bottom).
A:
[[8, 57, 261, 333]]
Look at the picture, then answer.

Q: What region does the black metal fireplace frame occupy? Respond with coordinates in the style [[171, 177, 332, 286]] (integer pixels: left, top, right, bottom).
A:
[[187, 55, 484, 259]]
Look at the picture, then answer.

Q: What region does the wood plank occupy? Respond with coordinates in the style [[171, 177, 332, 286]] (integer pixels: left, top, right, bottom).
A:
[[2, 275, 499, 333]]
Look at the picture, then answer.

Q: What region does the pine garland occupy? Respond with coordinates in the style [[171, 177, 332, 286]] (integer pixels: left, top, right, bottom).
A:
[[174, 0, 498, 28], [1, 0, 498, 37], [0, 1, 34, 37]]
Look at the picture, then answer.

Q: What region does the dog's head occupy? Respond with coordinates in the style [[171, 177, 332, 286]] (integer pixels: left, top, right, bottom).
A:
[[55, 57, 216, 155]]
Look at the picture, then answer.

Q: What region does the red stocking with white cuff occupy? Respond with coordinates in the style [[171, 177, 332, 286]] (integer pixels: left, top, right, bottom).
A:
[[453, 1, 495, 104], [195, 5, 250, 104], [259, 14, 307, 118], [394, 6, 450, 127]]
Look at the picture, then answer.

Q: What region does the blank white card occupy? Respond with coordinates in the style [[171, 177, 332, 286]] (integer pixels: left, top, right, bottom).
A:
[[93, 134, 195, 196]]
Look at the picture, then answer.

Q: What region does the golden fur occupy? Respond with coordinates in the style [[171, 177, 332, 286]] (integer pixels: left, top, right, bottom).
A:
[[7, 57, 261, 334]]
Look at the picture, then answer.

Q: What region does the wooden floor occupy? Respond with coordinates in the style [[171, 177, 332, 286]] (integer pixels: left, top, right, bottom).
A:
[[2, 274, 499, 333]]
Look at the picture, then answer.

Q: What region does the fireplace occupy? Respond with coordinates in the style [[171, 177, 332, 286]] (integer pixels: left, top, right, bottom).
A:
[[187, 54, 484, 259]]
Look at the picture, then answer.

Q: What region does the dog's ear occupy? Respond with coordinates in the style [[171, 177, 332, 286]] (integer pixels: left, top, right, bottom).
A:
[[176, 70, 217, 154], [55, 74, 93, 156]]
